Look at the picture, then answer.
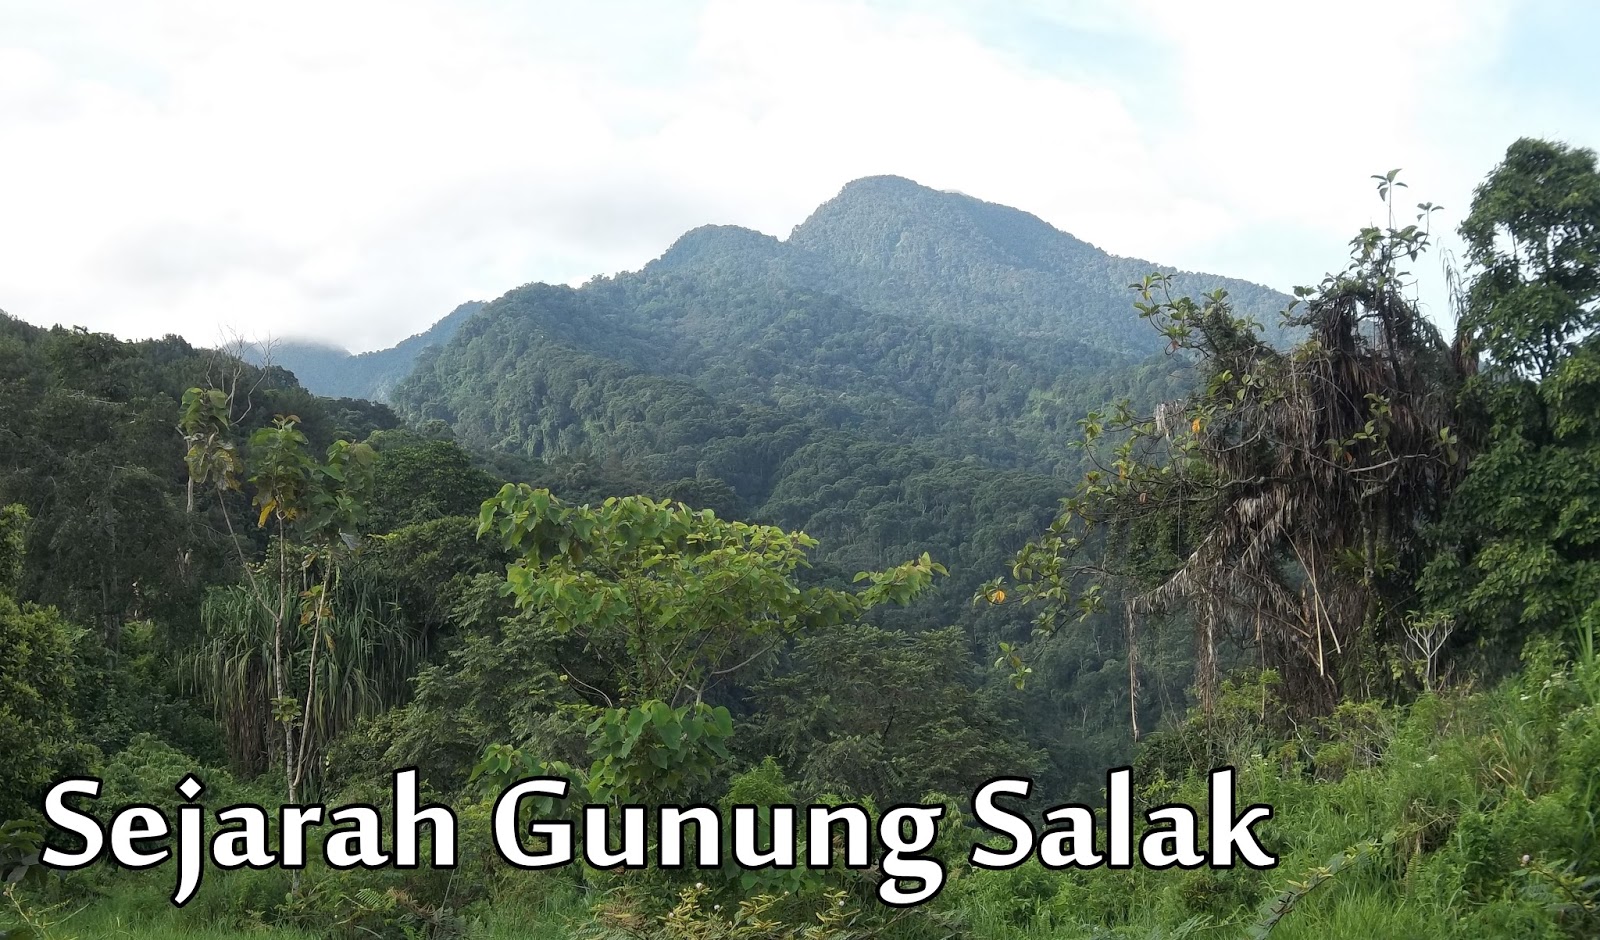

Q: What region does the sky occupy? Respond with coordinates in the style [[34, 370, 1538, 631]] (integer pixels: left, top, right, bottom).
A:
[[2, 0, 1596, 353]]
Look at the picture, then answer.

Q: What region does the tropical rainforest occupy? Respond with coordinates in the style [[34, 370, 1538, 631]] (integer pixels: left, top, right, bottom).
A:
[[2, 138, 1599, 940]]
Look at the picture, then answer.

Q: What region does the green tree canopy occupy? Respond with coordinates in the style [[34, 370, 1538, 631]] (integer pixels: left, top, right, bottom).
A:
[[0, 504, 81, 824], [1425, 139, 1600, 650]]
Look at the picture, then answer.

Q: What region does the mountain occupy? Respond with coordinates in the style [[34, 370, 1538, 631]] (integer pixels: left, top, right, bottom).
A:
[[648, 176, 1291, 350], [390, 176, 1291, 474], [373, 177, 1291, 631], [282, 178, 1290, 410], [784, 175, 1290, 350], [249, 300, 484, 402]]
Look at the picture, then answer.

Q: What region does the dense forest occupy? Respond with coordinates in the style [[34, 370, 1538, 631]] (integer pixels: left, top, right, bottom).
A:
[[2, 139, 1599, 940]]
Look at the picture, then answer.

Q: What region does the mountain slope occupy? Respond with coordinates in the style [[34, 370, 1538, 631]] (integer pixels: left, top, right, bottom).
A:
[[391, 178, 1288, 476], [252, 300, 485, 401], [784, 175, 1291, 350]]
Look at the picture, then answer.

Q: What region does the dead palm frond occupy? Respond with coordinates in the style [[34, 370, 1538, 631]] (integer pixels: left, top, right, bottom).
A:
[[1129, 265, 1464, 714]]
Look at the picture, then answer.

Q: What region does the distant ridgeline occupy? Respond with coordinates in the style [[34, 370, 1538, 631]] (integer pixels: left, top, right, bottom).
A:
[[245, 300, 484, 402], [268, 178, 1292, 778]]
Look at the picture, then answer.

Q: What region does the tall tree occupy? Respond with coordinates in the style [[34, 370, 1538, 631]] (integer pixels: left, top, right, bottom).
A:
[[1460, 138, 1600, 380], [179, 388, 391, 801], [1424, 139, 1600, 651], [464, 486, 947, 805], [0, 505, 81, 824], [990, 174, 1465, 722]]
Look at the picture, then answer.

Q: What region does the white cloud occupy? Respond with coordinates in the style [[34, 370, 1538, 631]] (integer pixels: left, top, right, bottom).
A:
[[0, 0, 1580, 351]]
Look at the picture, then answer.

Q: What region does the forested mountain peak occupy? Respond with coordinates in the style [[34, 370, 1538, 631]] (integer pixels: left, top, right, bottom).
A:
[[368, 176, 1298, 506], [792, 173, 1101, 270], [276, 180, 1290, 410], [784, 174, 1289, 350], [646, 223, 786, 275]]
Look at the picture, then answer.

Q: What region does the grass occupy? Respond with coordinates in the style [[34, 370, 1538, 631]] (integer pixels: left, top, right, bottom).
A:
[[6, 897, 588, 940], [7, 646, 1596, 940]]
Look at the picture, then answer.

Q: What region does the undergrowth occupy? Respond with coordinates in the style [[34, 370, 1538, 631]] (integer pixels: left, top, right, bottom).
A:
[[4, 641, 1596, 940]]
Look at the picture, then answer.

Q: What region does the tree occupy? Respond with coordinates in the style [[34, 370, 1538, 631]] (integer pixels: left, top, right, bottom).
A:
[[0, 504, 81, 824], [477, 485, 947, 710], [748, 624, 1044, 805], [179, 388, 386, 802], [1424, 139, 1600, 652], [989, 174, 1465, 722], [466, 485, 946, 805], [0, 504, 21, 594], [364, 436, 499, 533], [1460, 138, 1600, 380]]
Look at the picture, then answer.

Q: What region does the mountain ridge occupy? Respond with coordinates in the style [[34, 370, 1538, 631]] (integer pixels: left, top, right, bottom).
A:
[[248, 300, 485, 401], [377, 176, 1291, 610], [266, 175, 1289, 402]]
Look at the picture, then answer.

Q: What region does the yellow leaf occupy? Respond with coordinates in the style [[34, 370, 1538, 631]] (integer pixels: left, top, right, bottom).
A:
[[1191, 417, 1202, 434], [988, 589, 1006, 604]]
